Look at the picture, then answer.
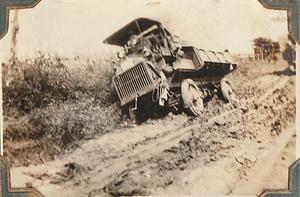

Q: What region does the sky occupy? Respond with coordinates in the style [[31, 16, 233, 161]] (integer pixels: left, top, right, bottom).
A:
[[0, 0, 289, 60]]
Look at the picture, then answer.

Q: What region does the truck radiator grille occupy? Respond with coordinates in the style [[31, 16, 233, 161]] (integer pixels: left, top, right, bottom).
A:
[[114, 62, 158, 105]]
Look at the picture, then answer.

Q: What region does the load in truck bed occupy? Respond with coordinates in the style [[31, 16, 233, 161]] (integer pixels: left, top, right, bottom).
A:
[[173, 46, 237, 73]]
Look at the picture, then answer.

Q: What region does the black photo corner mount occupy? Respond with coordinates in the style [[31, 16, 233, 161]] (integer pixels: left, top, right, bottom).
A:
[[0, 157, 44, 197], [259, 158, 300, 197], [0, 2, 43, 197], [258, 0, 300, 44], [0, 0, 41, 39]]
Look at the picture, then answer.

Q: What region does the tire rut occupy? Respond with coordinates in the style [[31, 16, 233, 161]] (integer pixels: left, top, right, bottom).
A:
[[85, 76, 291, 194]]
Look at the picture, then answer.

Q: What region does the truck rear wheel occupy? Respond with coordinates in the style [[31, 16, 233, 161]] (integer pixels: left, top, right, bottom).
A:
[[220, 78, 237, 103], [181, 79, 204, 116]]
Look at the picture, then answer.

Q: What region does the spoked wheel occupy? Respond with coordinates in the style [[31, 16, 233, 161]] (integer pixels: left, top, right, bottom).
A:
[[181, 79, 204, 116], [220, 78, 237, 103]]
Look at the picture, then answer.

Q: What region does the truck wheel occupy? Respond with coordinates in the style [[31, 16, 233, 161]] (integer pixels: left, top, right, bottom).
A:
[[181, 79, 204, 116], [220, 78, 236, 103]]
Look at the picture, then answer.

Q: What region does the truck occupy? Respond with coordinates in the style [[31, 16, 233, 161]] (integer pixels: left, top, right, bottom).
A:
[[103, 18, 238, 122]]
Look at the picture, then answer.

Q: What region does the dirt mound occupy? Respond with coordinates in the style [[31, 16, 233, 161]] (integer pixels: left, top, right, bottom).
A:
[[226, 59, 289, 100]]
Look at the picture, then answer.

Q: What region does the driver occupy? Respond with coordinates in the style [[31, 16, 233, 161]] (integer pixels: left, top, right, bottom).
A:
[[127, 34, 139, 47]]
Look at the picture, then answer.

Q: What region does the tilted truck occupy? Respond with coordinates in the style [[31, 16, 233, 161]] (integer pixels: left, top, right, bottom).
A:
[[103, 18, 238, 121]]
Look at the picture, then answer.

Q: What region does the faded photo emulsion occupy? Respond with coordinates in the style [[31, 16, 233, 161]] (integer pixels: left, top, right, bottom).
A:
[[0, 0, 297, 196]]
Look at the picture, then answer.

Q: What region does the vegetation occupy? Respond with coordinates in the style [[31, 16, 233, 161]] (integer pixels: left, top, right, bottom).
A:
[[282, 35, 296, 67], [2, 52, 122, 166], [253, 37, 280, 62]]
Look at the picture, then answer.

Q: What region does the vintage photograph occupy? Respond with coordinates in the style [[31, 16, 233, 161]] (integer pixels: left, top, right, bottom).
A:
[[0, 0, 297, 196]]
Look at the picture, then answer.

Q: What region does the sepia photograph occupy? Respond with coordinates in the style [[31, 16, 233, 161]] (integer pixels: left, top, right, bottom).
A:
[[0, 0, 297, 196]]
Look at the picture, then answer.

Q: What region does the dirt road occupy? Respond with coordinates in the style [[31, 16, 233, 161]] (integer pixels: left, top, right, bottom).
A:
[[10, 61, 296, 196]]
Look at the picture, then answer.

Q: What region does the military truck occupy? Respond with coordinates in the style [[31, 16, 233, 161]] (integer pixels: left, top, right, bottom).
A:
[[103, 18, 238, 121]]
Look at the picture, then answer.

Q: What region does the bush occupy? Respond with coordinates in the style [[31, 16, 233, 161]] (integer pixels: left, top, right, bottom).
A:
[[253, 37, 280, 62], [3, 52, 118, 114], [3, 52, 122, 166], [31, 99, 121, 147], [3, 53, 74, 113]]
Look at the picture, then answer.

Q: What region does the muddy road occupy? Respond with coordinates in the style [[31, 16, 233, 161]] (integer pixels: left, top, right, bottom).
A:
[[11, 61, 296, 196]]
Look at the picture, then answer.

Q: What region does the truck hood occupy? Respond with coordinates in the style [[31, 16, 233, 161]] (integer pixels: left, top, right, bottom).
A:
[[116, 57, 145, 75]]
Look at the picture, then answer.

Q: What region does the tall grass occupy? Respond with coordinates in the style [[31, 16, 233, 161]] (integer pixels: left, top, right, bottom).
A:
[[2, 52, 121, 166]]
